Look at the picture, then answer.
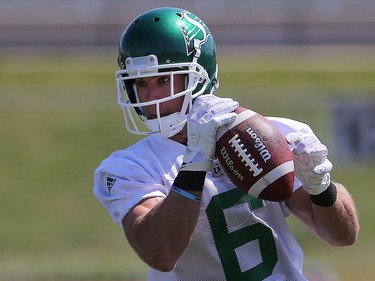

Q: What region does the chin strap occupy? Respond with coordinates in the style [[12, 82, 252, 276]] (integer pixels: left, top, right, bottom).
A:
[[146, 112, 187, 138]]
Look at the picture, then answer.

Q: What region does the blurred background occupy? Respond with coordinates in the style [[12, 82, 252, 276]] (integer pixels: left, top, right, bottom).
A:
[[1, 0, 374, 280]]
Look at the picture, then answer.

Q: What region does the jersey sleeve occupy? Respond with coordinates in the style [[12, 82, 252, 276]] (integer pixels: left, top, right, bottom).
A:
[[93, 154, 168, 229]]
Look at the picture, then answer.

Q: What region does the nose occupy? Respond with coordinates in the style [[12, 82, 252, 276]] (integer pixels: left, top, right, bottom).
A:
[[145, 84, 162, 101], [139, 82, 166, 103]]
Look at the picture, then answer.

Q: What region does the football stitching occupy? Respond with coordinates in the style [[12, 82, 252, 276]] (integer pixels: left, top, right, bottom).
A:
[[229, 134, 263, 177]]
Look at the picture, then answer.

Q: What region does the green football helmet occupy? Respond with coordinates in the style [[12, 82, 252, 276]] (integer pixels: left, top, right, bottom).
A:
[[116, 7, 218, 137]]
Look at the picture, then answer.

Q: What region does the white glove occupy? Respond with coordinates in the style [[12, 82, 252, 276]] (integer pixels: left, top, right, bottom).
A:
[[181, 95, 238, 172], [286, 132, 333, 195]]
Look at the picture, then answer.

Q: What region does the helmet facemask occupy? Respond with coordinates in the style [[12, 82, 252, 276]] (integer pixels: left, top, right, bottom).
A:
[[116, 54, 215, 138]]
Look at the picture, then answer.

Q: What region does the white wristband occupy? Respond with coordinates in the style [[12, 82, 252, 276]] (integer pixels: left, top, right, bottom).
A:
[[170, 185, 201, 203]]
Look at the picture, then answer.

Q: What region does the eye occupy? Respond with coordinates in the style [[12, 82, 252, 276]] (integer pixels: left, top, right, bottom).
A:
[[135, 79, 147, 88], [157, 76, 170, 85]]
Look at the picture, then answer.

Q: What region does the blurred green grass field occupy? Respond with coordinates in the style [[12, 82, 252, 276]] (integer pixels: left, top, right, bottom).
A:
[[0, 45, 374, 281]]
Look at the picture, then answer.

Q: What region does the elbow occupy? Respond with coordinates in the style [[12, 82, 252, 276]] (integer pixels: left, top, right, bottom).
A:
[[144, 253, 178, 272], [341, 225, 360, 246], [134, 236, 190, 272], [327, 224, 360, 247], [330, 234, 358, 247], [329, 235, 356, 247], [151, 262, 176, 273]]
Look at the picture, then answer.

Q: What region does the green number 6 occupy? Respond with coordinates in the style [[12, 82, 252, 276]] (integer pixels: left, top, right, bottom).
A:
[[206, 188, 278, 280]]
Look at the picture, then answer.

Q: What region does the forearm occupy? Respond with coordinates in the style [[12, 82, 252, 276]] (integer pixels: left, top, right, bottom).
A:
[[286, 131, 359, 246], [126, 191, 201, 271], [123, 171, 205, 271], [311, 182, 359, 246]]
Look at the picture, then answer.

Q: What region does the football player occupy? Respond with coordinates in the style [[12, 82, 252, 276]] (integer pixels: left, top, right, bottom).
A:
[[94, 7, 359, 281]]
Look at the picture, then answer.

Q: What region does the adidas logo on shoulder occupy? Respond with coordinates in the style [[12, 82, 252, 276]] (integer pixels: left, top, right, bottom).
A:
[[106, 177, 117, 194]]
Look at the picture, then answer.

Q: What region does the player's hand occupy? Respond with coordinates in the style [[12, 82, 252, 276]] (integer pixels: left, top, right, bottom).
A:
[[181, 95, 238, 172], [286, 132, 332, 195]]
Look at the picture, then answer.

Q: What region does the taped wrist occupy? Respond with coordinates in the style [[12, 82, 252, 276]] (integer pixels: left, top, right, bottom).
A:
[[173, 169, 206, 192], [310, 181, 337, 207]]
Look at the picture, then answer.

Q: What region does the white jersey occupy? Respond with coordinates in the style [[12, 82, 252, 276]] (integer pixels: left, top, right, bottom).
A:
[[94, 117, 315, 281]]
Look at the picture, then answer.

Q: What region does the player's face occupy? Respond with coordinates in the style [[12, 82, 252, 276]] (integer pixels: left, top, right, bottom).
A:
[[134, 74, 186, 119]]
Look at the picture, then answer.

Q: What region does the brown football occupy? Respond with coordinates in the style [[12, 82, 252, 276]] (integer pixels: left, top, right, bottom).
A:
[[216, 107, 294, 201]]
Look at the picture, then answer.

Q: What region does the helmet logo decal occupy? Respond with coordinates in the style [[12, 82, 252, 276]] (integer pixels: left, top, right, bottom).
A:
[[179, 11, 210, 59]]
